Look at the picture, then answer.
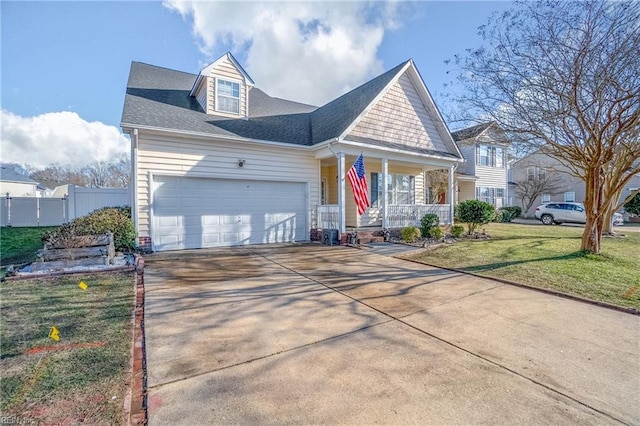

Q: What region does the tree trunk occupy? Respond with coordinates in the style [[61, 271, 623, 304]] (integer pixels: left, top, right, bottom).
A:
[[601, 208, 614, 235], [581, 170, 604, 253], [581, 214, 602, 253], [522, 197, 535, 218]]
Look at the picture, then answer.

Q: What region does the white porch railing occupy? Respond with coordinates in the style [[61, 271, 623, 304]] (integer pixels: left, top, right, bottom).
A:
[[387, 204, 451, 228], [315, 204, 451, 230], [316, 204, 339, 230]]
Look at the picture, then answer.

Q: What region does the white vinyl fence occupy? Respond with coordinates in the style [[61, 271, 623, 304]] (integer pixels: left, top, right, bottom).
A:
[[1, 186, 129, 227]]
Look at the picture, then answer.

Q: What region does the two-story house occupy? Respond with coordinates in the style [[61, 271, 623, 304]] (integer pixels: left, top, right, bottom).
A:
[[451, 123, 510, 208], [121, 53, 464, 251], [510, 151, 640, 218]]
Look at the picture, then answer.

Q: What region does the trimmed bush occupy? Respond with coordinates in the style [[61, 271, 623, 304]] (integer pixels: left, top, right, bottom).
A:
[[43, 206, 136, 251], [420, 213, 440, 238], [499, 206, 522, 222], [428, 226, 444, 240], [450, 224, 465, 238], [401, 226, 421, 243], [493, 210, 504, 223], [455, 200, 496, 235]]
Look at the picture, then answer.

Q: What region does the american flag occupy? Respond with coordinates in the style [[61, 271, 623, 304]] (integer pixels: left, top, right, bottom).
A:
[[347, 154, 370, 215]]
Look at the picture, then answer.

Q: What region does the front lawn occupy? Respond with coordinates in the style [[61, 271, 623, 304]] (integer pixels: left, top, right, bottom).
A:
[[403, 223, 640, 309], [1, 226, 58, 267], [0, 272, 134, 424]]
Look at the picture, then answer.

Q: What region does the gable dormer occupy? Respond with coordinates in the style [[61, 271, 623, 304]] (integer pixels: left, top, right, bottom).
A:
[[190, 52, 255, 118]]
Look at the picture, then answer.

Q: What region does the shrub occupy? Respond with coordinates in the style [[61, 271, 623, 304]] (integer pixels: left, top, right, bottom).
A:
[[624, 192, 640, 216], [499, 206, 522, 222], [450, 224, 465, 238], [401, 226, 421, 243], [493, 210, 504, 223], [43, 206, 136, 251], [455, 200, 496, 235], [428, 226, 444, 240], [420, 213, 440, 238]]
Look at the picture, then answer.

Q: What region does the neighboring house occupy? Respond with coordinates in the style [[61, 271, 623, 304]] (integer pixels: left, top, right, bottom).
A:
[[0, 165, 45, 197], [510, 152, 640, 218], [450, 123, 510, 208], [121, 53, 464, 251]]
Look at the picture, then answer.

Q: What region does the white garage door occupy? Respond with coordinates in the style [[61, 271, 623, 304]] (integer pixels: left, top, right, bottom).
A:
[[152, 176, 308, 251]]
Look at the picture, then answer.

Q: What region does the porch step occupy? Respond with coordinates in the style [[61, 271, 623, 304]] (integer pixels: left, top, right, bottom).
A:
[[354, 229, 385, 244]]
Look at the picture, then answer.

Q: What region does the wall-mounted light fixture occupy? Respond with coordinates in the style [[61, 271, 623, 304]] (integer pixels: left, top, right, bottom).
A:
[[238, 159, 246, 168]]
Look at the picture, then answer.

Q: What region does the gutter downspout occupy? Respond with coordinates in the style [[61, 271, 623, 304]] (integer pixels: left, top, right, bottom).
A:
[[130, 129, 140, 246]]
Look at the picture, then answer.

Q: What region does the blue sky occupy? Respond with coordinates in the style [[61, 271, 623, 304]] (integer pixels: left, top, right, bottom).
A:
[[1, 1, 513, 168]]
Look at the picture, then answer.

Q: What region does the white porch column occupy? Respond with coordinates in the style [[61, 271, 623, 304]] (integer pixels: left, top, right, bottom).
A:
[[382, 158, 389, 228], [448, 165, 455, 224], [338, 152, 346, 234]]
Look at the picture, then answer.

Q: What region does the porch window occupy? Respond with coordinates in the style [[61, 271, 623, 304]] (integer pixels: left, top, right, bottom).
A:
[[395, 175, 414, 204], [371, 173, 415, 205]]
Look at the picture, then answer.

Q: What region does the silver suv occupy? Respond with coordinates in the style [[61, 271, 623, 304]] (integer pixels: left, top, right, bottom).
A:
[[534, 202, 624, 226]]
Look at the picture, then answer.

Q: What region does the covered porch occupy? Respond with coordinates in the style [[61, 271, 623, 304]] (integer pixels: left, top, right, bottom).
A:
[[313, 146, 460, 234]]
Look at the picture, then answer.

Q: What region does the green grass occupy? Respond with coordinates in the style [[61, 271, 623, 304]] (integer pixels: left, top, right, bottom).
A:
[[0, 272, 134, 424], [1, 227, 58, 267], [403, 223, 640, 310]]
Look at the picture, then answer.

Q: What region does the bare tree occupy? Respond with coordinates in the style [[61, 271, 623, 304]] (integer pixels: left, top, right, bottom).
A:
[[83, 161, 111, 188], [514, 174, 563, 217], [29, 164, 89, 187], [450, 0, 640, 253], [27, 155, 130, 189], [106, 153, 131, 188]]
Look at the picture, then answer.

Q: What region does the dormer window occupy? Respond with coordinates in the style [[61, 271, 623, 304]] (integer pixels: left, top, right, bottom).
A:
[[216, 78, 240, 114]]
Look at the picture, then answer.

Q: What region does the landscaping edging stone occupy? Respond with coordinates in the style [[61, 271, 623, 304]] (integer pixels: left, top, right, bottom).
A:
[[125, 255, 147, 426]]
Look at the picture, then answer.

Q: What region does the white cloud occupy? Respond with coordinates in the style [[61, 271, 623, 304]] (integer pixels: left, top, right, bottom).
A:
[[1, 110, 129, 169], [165, 1, 403, 106]]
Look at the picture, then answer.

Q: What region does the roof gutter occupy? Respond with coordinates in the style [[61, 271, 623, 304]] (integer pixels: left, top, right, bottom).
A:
[[120, 123, 310, 151], [334, 138, 464, 163]]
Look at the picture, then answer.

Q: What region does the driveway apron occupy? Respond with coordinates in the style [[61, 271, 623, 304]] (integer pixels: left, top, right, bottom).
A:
[[144, 244, 639, 425]]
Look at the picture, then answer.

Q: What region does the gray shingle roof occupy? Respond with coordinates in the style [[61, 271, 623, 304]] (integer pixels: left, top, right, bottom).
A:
[[0, 165, 38, 184], [121, 59, 457, 160], [451, 122, 494, 142]]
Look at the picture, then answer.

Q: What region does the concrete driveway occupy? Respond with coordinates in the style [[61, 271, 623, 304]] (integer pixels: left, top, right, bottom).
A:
[[144, 244, 639, 425]]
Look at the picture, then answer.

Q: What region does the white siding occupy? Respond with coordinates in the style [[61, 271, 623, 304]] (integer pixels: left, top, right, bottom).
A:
[[0, 181, 38, 197], [457, 142, 476, 175], [476, 165, 507, 189], [348, 73, 448, 153], [136, 132, 319, 241], [458, 181, 476, 203]]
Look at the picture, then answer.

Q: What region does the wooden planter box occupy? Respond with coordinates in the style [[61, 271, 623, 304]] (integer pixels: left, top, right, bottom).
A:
[[34, 232, 115, 271]]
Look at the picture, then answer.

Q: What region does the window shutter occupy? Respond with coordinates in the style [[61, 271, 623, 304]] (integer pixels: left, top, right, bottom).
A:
[[371, 172, 379, 206], [410, 176, 416, 204]]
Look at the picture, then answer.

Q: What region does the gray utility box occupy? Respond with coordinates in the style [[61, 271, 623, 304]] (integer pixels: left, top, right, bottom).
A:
[[322, 229, 339, 246]]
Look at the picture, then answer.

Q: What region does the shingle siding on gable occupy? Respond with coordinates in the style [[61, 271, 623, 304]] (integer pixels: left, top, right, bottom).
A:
[[347, 73, 447, 153]]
